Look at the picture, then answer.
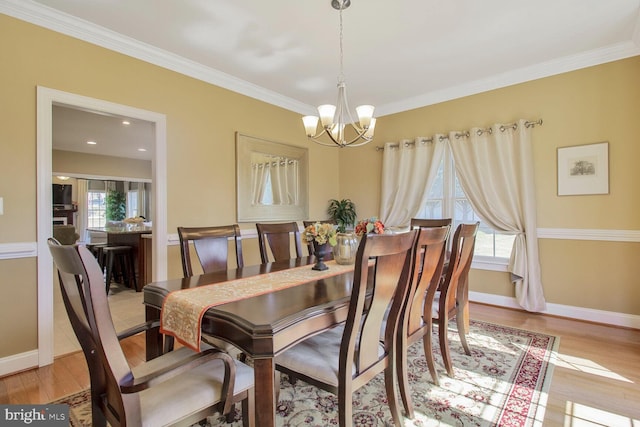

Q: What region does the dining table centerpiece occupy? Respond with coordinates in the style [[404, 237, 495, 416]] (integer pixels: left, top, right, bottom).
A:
[[301, 222, 337, 271], [327, 198, 359, 265]]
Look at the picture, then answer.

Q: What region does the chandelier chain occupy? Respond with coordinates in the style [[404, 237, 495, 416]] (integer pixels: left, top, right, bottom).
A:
[[338, 6, 344, 83]]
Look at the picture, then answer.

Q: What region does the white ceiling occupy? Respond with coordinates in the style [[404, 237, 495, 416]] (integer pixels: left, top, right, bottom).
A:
[[3, 0, 640, 159], [52, 105, 155, 161]]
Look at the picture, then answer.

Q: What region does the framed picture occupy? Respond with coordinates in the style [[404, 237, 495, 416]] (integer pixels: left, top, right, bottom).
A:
[[557, 141, 609, 196]]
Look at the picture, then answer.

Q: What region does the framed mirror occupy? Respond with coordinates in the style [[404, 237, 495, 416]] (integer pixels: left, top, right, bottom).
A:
[[236, 133, 309, 222]]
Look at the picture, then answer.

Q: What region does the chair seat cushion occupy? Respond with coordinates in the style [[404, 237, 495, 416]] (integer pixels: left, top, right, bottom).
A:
[[275, 325, 384, 387], [133, 346, 253, 427]]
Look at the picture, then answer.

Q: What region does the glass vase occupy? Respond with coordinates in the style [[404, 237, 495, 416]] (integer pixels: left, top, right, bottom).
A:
[[333, 232, 359, 265]]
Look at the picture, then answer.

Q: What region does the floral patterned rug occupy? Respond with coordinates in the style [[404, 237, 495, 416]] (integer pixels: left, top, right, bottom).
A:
[[55, 320, 558, 426]]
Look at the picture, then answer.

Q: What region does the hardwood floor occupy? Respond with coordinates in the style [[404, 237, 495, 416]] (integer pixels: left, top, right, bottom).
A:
[[2, 302, 639, 426]]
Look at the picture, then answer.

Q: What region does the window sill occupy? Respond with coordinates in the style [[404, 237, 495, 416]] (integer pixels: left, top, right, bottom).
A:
[[471, 257, 509, 272]]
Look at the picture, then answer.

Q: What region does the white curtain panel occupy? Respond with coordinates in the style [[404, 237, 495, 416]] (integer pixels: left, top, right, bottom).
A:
[[380, 137, 446, 227], [448, 119, 546, 312], [251, 163, 269, 205], [271, 160, 284, 205]]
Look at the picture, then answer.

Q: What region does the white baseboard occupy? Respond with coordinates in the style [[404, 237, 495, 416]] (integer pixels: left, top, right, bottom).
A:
[[0, 350, 38, 378], [470, 291, 640, 329]]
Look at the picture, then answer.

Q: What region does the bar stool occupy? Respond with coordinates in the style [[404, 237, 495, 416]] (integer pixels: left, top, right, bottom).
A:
[[86, 243, 108, 270], [103, 245, 137, 293]]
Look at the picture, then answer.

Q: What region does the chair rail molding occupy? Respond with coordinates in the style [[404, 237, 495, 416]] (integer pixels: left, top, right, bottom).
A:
[[0, 242, 37, 260], [536, 227, 640, 242]]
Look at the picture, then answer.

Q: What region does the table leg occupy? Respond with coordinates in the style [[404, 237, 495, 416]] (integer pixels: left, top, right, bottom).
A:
[[253, 357, 276, 427], [145, 305, 163, 360]]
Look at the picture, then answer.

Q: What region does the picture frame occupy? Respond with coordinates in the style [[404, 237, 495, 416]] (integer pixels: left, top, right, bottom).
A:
[[557, 141, 609, 196]]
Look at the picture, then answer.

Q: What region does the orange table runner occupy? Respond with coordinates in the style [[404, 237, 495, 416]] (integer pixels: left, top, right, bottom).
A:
[[160, 260, 355, 351]]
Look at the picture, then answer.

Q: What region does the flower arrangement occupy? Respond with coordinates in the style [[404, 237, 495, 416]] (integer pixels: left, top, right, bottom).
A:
[[354, 217, 385, 236], [301, 222, 337, 246]]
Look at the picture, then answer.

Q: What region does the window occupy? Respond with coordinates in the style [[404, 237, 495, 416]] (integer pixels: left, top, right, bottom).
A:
[[127, 190, 139, 218], [416, 150, 515, 265], [87, 190, 106, 228]]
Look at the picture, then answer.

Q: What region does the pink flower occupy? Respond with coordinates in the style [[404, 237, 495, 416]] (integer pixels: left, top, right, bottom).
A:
[[354, 218, 385, 236]]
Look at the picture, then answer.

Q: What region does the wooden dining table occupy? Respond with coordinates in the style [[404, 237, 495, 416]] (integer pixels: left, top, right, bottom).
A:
[[143, 256, 363, 427]]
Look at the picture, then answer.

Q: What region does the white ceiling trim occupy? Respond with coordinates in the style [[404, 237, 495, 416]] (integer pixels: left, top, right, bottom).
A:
[[2, 0, 640, 117], [378, 40, 640, 117]]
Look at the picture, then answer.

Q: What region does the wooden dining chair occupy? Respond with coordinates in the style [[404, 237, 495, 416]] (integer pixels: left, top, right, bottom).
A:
[[396, 224, 450, 418], [176, 224, 247, 365], [410, 218, 452, 288], [433, 222, 479, 380], [302, 219, 336, 256], [177, 224, 244, 277], [275, 230, 417, 427], [48, 238, 255, 427], [255, 222, 303, 263]]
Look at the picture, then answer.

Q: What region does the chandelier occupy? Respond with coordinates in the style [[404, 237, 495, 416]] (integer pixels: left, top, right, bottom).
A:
[[302, 0, 376, 148]]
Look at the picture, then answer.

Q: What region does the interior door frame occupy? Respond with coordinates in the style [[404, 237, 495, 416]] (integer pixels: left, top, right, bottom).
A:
[[36, 86, 168, 366]]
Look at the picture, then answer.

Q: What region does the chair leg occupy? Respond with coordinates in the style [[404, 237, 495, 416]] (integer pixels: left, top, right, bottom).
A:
[[384, 363, 403, 426], [127, 250, 137, 291], [163, 335, 175, 353], [423, 320, 440, 386], [105, 251, 115, 294], [338, 383, 352, 427], [456, 311, 471, 356], [439, 315, 455, 377], [396, 332, 414, 418]]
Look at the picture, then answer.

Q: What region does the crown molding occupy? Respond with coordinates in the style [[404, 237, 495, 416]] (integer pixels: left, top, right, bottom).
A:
[[376, 40, 640, 116], [0, 0, 311, 114], [2, 0, 640, 118]]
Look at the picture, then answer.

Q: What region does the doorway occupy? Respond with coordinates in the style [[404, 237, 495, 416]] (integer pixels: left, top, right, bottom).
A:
[[37, 87, 168, 366]]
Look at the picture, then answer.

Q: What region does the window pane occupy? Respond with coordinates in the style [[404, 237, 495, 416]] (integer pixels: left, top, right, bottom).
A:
[[87, 191, 106, 228], [127, 191, 138, 218], [429, 164, 444, 199], [421, 153, 515, 262], [454, 173, 465, 198]]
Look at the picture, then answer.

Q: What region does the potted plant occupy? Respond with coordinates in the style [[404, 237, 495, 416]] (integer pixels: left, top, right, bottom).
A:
[[327, 199, 359, 265], [327, 199, 357, 232], [105, 189, 126, 222]]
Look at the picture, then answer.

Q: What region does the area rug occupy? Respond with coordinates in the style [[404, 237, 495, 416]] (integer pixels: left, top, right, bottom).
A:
[[54, 320, 558, 426]]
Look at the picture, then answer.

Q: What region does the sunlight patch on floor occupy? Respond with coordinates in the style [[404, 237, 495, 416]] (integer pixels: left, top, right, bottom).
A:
[[565, 401, 640, 426], [556, 353, 632, 383]]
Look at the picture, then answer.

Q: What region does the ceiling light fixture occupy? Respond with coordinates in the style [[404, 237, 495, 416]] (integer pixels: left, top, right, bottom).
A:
[[302, 0, 375, 148], [86, 140, 97, 145]]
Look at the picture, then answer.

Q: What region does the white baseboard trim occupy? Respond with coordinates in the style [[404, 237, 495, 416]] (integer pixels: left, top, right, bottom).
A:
[[0, 350, 38, 377], [469, 291, 640, 329]]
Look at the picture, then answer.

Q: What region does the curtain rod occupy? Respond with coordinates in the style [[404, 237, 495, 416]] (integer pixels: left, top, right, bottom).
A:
[[375, 118, 543, 151]]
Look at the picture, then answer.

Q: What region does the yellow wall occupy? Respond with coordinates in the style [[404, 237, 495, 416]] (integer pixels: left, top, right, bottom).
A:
[[0, 14, 339, 358], [340, 56, 640, 315], [1, 13, 639, 361]]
